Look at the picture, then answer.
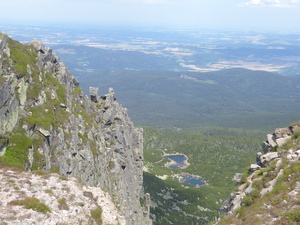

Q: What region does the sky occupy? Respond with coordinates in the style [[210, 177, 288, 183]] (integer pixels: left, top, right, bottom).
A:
[[1, 0, 300, 32]]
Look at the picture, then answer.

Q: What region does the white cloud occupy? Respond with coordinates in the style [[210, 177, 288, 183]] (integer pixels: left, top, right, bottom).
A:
[[238, 0, 299, 7]]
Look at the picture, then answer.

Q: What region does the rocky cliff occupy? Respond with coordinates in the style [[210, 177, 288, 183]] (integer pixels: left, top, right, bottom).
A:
[[218, 122, 300, 224], [0, 33, 151, 225]]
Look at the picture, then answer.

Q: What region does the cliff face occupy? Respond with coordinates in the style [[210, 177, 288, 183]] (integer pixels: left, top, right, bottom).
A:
[[0, 33, 151, 225], [218, 123, 300, 225]]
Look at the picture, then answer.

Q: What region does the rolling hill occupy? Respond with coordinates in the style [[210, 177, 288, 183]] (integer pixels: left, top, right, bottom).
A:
[[77, 68, 300, 130]]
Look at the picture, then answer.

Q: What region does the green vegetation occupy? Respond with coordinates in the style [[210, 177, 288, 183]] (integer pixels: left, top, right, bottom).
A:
[[77, 68, 300, 130], [285, 208, 300, 223], [9, 197, 51, 214], [218, 130, 300, 225], [59, 175, 68, 180], [2, 32, 300, 225], [281, 127, 300, 150], [0, 37, 71, 169], [0, 129, 32, 168], [44, 189, 54, 195], [33, 170, 47, 175], [7, 179, 15, 183], [143, 127, 263, 224], [72, 86, 82, 95], [108, 160, 115, 169], [90, 206, 103, 225], [45, 72, 67, 104], [23, 72, 69, 130], [8, 39, 38, 78], [58, 198, 69, 210], [51, 166, 60, 173], [0, 76, 8, 84], [25, 101, 69, 130]]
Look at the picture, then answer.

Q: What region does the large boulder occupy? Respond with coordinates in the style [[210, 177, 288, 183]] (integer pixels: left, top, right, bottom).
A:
[[274, 127, 292, 138], [267, 134, 277, 147], [259, 152, 279, 167]]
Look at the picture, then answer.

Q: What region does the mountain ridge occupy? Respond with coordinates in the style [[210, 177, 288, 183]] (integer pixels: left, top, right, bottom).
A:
[[217, 122, 300, 224], [0, 33, 152, 225]]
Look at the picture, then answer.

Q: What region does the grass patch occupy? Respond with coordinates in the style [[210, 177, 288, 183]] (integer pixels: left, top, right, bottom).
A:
[[51, 166, 60, 173], [44, 189, 54, 195], [59, 175, 68, 180], [7, 179, 15, 183], [0, 76, 8, 84], [0, 129, 32, 169], [58, 198, 69, 210], [72, 86, 82, 95], [24, 98, 69, 130], [91, 206, 103, 225], [8, 39, 38, 78], [33, 170, 46, 175], [284, 208, 300, 223], [9, 197, 51, 214]]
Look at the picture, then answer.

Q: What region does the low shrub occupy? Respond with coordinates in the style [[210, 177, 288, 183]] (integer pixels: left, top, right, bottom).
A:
[[58, 198, 69, 211], [9, 197, 51, 214], [91, 206, 103, 225], [284, 208, 300, 222]]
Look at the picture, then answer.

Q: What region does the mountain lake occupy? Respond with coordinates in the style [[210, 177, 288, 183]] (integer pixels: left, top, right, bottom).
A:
[[164, 154, 206, 187]]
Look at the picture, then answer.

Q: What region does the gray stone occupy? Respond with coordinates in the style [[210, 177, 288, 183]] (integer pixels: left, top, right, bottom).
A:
[[274, 127, 292, 138], [0, 34, 152, 225], [291, 125, 300, 133], [259, 152, 278, 166], [233, 173, 243, 183], [89, 87, 99, 103], [267, 134, 277, 147], [38, 127, 51, 137], [244, 185, 253, 195], [276, 136, 291, 147], [261, 141, 272, 154], [250, 164, 261, 172]]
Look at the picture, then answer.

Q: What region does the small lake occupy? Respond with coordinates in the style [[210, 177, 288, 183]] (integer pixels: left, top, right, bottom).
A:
[[164, 155, 187, 169], [164, 154, 206, 187], [180, 174, 206, 187]]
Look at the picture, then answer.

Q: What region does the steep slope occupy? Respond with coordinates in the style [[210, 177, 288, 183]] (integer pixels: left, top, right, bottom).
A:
[[0, 33, 151, 225], [218, 122, 300, 225]]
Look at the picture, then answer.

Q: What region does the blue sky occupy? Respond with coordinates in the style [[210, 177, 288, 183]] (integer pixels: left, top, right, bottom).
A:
[[1, 0, 300, 31]]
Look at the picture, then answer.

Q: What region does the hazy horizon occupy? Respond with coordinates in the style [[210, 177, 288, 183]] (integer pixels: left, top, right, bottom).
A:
[[1, 0, 300, 33]]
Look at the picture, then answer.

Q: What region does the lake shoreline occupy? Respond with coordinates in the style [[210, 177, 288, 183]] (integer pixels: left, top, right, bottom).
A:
[[163, 153, 190, 169], [163, 153, 208, 187], [173, 172, 209, 187]]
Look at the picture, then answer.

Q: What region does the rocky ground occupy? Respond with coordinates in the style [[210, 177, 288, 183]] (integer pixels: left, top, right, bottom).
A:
[[217, 123, 300, 225], [0, 165, 126, 225]]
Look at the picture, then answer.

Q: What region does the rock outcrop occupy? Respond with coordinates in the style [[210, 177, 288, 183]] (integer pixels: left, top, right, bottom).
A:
[[0, 33, 151, 225], [218, 123, 300, 224], [0, 166, 126, 225]]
